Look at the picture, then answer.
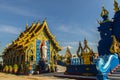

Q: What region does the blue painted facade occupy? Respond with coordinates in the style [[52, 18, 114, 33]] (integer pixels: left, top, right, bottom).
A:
[[36, 39, 41, 64], [98, 21, 113, 55], [113, 11, 120, 41], [36, 40, 50, 64], [46, 40, 50, 64], [98, 10, 120, 56]]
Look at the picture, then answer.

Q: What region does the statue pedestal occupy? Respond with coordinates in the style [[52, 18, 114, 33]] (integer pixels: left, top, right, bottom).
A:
[[65, 64, 98, 76]]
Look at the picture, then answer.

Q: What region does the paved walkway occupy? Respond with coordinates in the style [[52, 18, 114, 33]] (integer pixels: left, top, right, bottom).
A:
[[0, 72, 75, 80], [0, 72, 58, 80], [0, 65, 74, 80]]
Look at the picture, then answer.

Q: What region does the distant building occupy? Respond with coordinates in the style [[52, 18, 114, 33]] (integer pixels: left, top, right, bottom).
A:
[[2, 20, 62, 68]]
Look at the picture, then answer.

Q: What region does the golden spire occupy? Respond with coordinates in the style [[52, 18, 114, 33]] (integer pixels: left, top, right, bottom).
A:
[[77, 41, 83, 58], [83, 38, 91, 53], [26, 22, 28, 29], [101, 5, 109, 18], [65, 47, 72, 59], [114, 0, 119, 12], [43, 17, 47, 23], [84, 38, 87, 46]]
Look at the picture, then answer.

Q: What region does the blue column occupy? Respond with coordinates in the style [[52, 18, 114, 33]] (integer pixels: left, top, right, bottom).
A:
[[36, 39, 41, 64], [46, 40, 50, 64]]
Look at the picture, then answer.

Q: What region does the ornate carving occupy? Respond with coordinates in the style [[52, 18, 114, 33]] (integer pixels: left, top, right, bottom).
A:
[[110, 35, 120, 57], [26, 22, 28, 30], [77, 39, 94, 65], [77, 42, 83, 58], [114, 0, 119, 12], [101, 5, 109, 18], [65, 47, 72, 65]]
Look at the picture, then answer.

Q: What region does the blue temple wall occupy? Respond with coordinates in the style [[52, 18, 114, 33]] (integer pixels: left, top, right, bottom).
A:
[[36, 39, 41, 64], [113, 11, 120, 42], [36, 39, 50, 64], [98, 10, 120, 56], [113, 11, 120, 22], [98, 21, 113, 56]]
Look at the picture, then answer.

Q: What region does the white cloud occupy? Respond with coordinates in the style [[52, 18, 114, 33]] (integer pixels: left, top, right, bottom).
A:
[[60, 41, 79, 46], [0, 4, 38, 17], [0, 25, 22, 35], [90, 28, 99, 34], [88, 42, 98, 46], [62, 46, 73, 49], [57, 24, 91, 37]]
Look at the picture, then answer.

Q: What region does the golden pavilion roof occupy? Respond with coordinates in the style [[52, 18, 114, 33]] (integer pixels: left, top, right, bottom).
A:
[[7, 20, 62, 51]]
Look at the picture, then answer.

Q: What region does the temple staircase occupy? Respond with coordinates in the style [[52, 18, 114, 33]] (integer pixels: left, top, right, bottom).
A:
[[108, 65, 120, 80]]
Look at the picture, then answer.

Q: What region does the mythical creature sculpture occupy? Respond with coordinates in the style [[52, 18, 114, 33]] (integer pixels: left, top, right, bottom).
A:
[[96, 35, 120, 76], [96, 54, 119, 73]]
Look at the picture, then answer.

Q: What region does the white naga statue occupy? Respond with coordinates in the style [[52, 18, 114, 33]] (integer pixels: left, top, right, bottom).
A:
[[42, 41, 48, 61]]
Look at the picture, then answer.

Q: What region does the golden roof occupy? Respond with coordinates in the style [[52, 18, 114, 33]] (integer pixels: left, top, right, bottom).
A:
[[8, 20, 62, 51]]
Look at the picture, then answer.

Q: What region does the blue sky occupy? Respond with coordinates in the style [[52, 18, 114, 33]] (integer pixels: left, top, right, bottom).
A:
[[0, 0, 119, 57]]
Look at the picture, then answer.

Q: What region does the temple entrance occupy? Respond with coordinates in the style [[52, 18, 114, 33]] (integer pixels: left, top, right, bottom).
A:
[[36, 39, 50, 73], [36, 40, 50, 64]]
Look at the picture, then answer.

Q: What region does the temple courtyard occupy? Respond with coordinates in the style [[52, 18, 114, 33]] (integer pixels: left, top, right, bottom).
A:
[[0, 72, 61, 80], [0, 72, 76, 80], [0, 65, 76, 80]]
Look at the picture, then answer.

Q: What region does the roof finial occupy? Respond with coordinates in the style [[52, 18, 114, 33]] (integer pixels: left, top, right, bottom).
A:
[[84, 38, 87, 46], [43, 17, 47, 23], [26, 22, 28, 29], [114, 0, 119, 12], [101, 5, 109, 21]]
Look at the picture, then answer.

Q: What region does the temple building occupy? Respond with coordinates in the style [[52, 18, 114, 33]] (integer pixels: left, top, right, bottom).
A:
[[2, 20, 62, 69], [98, 0, 120, 56]]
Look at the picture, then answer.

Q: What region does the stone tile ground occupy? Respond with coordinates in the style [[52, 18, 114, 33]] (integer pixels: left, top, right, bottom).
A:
[[0, 72, 65, 80]]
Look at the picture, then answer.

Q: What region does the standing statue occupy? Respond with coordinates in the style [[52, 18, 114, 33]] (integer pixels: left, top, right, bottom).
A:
[[40, 41, 48, 61]]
